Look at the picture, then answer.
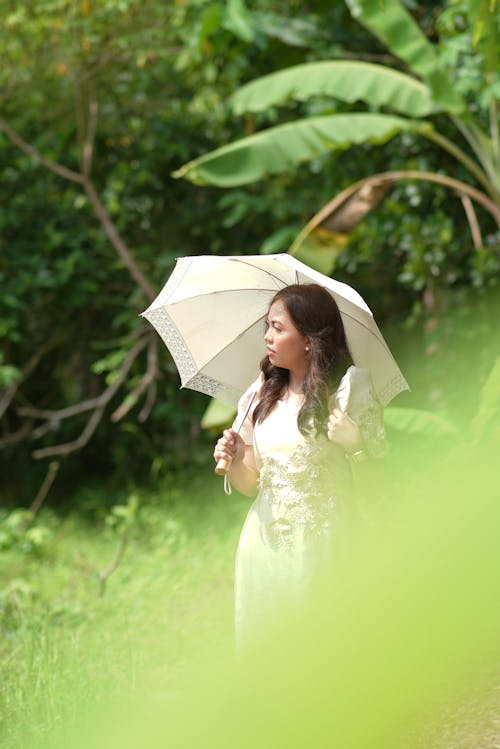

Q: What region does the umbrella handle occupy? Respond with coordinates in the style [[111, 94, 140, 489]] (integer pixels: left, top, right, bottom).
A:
[[214, 390, 257, 478], [215, 457, 231, 476]]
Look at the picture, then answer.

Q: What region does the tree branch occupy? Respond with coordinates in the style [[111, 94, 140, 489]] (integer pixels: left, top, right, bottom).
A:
[[76, 48, 124, 86], [73, 78, 87, 153], [29, 461, 60, 515], [32, 406, 106, 459], [98, 529, 130, 597], [82, 177, 156, 301], [19, 399, 102, 422], [82, 97, 98, 177], [30, 337, 148, 459], [32, 421, 56, 440], [0, 339, 62, 419], [111, 336, 158, 422], [139, 380, 157, 423], [0, 115, 84, 184], [1, 106, 156, 302], [0, 420, 34, 449]]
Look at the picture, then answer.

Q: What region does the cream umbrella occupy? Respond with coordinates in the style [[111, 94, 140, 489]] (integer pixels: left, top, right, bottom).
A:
[[141, 253, 409, 408]]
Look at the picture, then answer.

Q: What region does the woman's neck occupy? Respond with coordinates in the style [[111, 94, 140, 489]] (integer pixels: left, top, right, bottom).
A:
[[288, 371, 306, 394]]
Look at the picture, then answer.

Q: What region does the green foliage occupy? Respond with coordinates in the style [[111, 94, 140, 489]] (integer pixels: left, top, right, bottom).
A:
[[232, 60, 436, 117], [471, 355, 500, 443], [200, 398, 235, 431], [1, 442, 498, 749], [0, 509, 52, 555], [345, 0, 466, 111], [175, 0, 499, 229], [174, 113, 427, 186], [0, 355, 21, 387], [384, 405, 459, 437], [1, 0, 326, 492], [0, 0, 498, 501], [1, 315, 499, 744], [0, 475, 244, 747], [104, 492, 139, 534]]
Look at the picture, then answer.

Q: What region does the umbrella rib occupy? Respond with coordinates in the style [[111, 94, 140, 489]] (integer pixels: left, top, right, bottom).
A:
[[228, 258, 286, 289], [167, 258, 193, 297], [340, 311, 395, 357], [162, 287, 278, 308]]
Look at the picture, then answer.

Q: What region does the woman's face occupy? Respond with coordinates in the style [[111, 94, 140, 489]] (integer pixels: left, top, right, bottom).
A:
[[264, 300, 308, 376]]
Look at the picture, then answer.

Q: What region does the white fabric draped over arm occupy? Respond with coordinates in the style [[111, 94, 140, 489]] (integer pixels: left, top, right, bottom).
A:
[[334, 366, 386, 458]]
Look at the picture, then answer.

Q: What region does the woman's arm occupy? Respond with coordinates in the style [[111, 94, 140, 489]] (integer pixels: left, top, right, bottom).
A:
[[214, 429, 259, 497], [229, 444, 259, 497]]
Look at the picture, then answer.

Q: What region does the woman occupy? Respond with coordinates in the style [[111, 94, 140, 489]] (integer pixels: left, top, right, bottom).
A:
[[213, 284, 386, 644]]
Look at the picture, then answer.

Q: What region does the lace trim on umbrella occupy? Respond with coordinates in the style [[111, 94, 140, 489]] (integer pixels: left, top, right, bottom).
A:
[[142, 309, 242, 404], [143, 308, 197, 381], [378, 373, 409, 407], [185, 376, 242, 404]]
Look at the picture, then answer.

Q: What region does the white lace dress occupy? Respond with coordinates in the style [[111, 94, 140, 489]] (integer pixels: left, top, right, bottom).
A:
[[233, 366, 386, 645]]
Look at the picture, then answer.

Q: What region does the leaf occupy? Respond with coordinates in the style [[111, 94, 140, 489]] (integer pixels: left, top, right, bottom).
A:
[[344, 0, 465, 113], [173, 113, 427, 187], [232, 61, 436, 118], [471, 356, 500, 443], [292, 243, 341, 276], [223, 0, 255, 43], [197, 4, 223, 47], [467, 0, 499, 81], [0, 364, 21, 387], [384, 406, 459, 438], [91, 349, 127, 375], [201, 398, 236, 431], [25, 526, 52, 550], [255, 14, 321, 47], [260, 226, 298, 254]]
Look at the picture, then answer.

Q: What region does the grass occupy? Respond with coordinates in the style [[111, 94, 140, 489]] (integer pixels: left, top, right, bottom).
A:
[[0, 471, 248, 749]]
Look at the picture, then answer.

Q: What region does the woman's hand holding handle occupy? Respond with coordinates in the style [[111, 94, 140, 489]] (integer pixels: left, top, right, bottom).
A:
[[327, 408, 363, 454], [214, 429, 245, 476]]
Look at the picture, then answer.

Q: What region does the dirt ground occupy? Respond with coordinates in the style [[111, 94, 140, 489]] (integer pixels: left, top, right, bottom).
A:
[[408, 671, 500, 749]]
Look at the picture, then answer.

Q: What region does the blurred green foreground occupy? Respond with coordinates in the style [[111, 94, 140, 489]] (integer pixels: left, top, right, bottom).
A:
[[1, 317, 499, 749], [74, 447, 500, 749]]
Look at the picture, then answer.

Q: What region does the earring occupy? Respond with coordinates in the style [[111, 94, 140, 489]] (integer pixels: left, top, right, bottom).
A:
[[305, 346, 310, 352]]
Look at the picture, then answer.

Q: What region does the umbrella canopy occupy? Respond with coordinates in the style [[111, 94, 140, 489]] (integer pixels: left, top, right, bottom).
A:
[[141, 254, 409, 407]]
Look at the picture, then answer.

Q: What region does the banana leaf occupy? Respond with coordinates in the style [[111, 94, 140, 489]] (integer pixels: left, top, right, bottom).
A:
[[344, 0, 465, 114], [174, 113, 427, 187], [232, 60, 436, 118]]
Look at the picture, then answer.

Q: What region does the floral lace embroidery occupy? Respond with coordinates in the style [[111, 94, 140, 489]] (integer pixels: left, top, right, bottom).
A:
[[258, 439, 347, 553]]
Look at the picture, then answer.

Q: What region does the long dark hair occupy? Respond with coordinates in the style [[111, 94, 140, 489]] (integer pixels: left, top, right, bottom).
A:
[[253, 284, 353, 437]]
